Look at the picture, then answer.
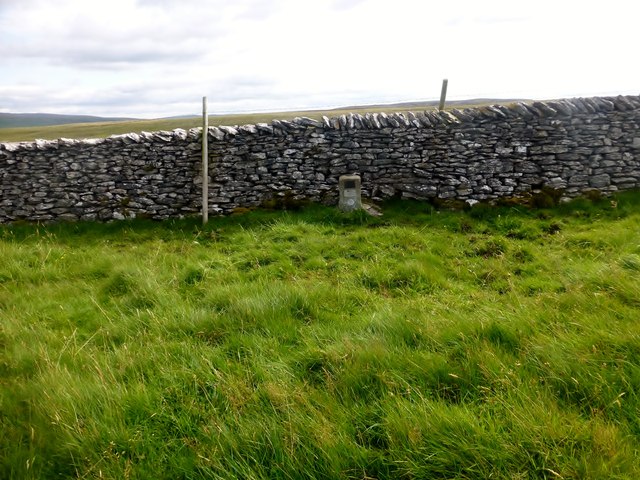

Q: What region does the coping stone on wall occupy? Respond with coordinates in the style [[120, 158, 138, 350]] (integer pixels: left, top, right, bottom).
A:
[[591, 97, 615, 112], [208, 127, 225, 141], [531, 102, 557, 117], [293, 117, 323, 128], [256, 123, 274, 134], [368, 113, 382, 129], [219, 125, 238, 136], [407, 112, 422, 128], [610, 96, 629, 111], [238, 124, 258, 134], [173, 128, 188, 141]]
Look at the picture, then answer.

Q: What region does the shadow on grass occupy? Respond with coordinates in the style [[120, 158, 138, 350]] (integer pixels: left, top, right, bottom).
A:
[[0, 189, 638, 246]]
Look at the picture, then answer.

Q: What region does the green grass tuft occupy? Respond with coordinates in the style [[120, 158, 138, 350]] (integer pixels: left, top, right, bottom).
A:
[[1, 191, 639, 478]]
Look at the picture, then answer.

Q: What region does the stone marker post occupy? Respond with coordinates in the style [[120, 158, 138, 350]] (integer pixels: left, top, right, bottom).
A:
[[338, 174, 362, 212]]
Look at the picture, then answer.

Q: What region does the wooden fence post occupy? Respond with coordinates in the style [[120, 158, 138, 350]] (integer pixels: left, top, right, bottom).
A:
[[439, 79, 448, 111], [202, 96, 209, 225]]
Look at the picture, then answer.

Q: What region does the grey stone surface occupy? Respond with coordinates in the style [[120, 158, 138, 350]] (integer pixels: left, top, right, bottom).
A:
[[338, 175, 362, 212], [1, 95, 639, 223]]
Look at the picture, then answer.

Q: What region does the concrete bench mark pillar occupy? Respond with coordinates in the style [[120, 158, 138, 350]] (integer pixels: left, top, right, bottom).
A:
[[339, 174, 362, 212]]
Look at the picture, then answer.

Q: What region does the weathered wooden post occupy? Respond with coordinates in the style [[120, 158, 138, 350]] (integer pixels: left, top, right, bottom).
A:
[[202, 96, 209, 225], [439, 79, 448, 111]]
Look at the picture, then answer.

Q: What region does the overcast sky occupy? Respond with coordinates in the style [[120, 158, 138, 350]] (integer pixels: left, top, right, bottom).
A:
[[1, 0, 638, 118]]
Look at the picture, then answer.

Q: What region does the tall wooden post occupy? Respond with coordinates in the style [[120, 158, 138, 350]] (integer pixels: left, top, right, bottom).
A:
[[202, 96, 209, 225], [439, 79, 448, 111]]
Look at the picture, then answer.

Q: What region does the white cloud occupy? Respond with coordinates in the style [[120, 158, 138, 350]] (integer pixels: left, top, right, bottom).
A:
[[0, 0, 638, 117]]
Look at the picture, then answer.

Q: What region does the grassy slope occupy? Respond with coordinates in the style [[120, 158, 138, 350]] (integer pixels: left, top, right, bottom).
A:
[[0, 101, 507, 142], [1, 193, 640, 479]]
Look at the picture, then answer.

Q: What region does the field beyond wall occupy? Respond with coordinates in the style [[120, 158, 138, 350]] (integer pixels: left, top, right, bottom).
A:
[[0, 100, 509, 143], [1, 194, 640, 479]]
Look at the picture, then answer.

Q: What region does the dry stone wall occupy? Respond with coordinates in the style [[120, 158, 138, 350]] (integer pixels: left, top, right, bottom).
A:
[[1, 95, 640, 223]]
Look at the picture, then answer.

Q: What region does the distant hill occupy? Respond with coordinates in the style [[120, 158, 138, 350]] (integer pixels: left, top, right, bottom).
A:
[[1, 99, 529, 129], [0, 113, 137, 129], [332, 98, 527, 111]]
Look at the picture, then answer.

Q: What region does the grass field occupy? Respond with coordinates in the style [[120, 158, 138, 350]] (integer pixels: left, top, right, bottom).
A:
[[0, 101, 508, 143], [1, 193, 640, 479]]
